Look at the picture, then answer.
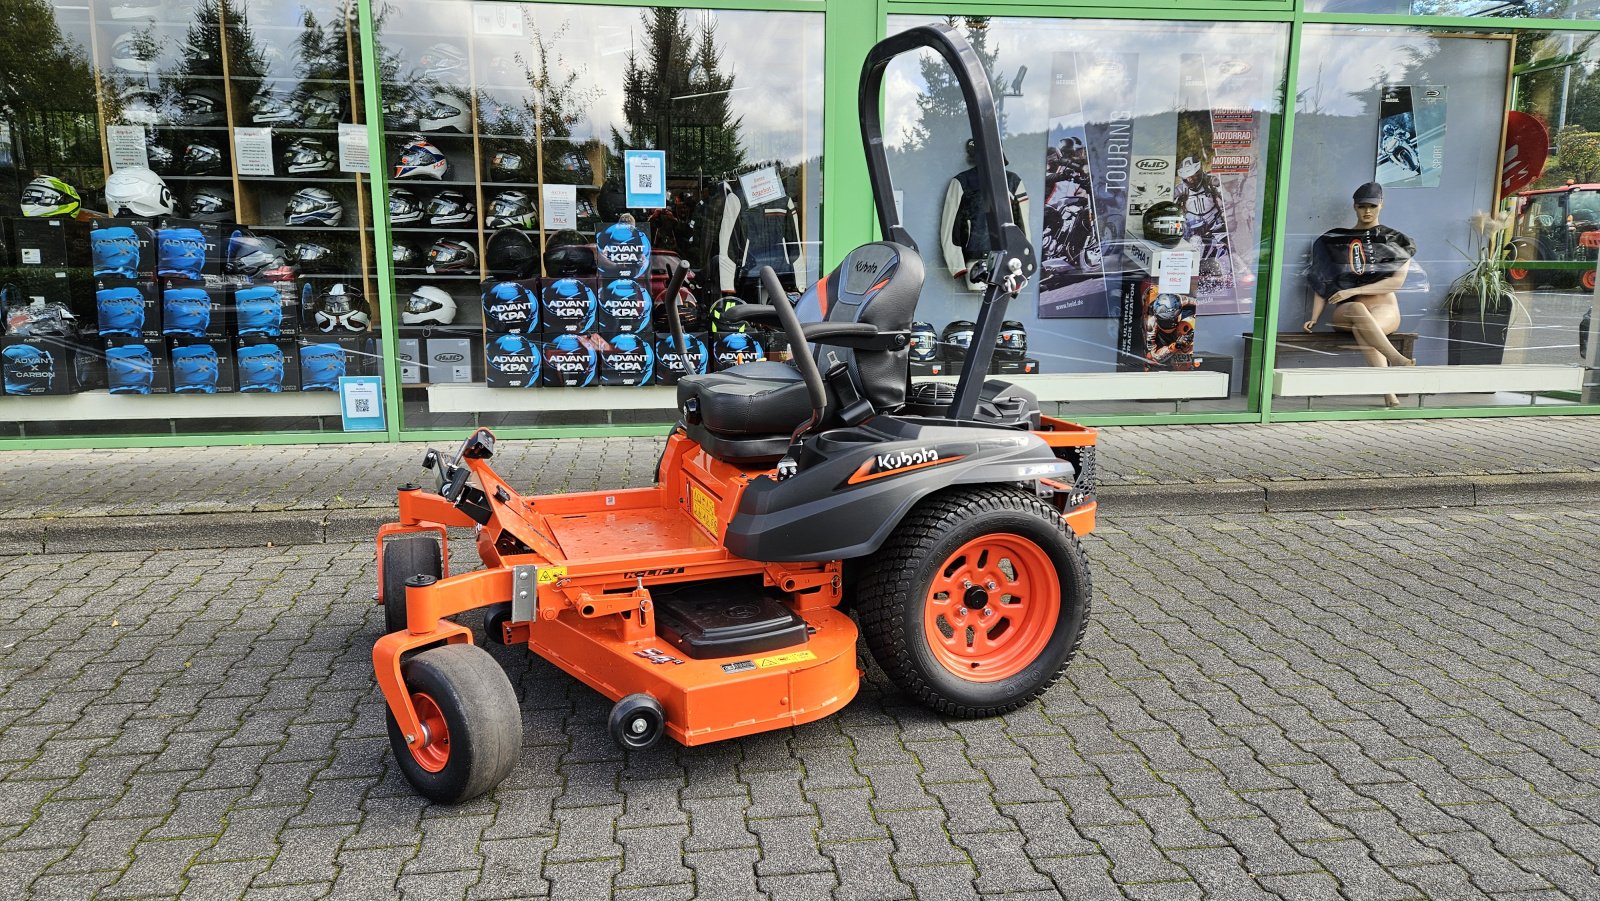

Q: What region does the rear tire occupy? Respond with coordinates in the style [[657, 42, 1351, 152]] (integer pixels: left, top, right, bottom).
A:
[[383, 538, 442, 634], [385, 644, 521, 804], [857, 486, 1092, 717]]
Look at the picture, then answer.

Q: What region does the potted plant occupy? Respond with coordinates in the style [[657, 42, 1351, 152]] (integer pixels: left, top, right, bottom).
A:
[[1444, 209, 1520, 366]]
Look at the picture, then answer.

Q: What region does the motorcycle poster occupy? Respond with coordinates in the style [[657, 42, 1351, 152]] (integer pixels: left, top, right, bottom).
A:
[[1376, 84, 1444, 189], [1116, 277, 1199, 373], [1173, 52, 1247, 314]]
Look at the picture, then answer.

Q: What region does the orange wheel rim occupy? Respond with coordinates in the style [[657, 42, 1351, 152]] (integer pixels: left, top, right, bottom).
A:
[[409, 692, 451, 772], [1584, 271, 1596, 291], [923, 533, 1060, 682], [1509, 267, 1528, 280]]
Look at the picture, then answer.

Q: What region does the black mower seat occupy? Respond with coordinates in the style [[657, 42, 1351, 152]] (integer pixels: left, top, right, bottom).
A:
[[676, 361, 809, 435]]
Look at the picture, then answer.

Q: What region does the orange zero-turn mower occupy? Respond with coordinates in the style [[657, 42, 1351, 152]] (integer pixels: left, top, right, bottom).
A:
[[371, 24, 1098, 804]]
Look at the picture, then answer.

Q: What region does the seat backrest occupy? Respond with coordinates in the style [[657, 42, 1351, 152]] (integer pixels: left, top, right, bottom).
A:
[[792, 242, 924, 411]]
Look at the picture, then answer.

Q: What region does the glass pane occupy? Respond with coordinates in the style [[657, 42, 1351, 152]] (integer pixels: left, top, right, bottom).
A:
[[375, 3, 825, 431], [1, 0, 380, 438], [1278, 25, 1598, 411], [1308, 0, 1600, 17], [883, 16, 1290, 416]]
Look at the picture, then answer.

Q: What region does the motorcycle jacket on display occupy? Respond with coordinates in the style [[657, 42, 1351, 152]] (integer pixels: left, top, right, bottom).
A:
[[714, 174, 808, 298], [940, 167, 1029, 291], [1307, 225, 1416, 300]]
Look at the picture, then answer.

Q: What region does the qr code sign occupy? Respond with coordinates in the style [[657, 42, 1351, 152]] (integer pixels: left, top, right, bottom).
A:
[[638, 173, 654, 189], [353, 397, 371, 414]]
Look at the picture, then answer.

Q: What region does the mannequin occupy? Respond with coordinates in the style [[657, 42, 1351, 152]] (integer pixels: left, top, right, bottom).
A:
[[941, 139, 1029, 291], [1304, 182, 1416, 407]]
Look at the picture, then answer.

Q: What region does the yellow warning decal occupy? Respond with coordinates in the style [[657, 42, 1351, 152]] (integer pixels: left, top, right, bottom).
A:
[[537, 566, 567, 584], [756, 650, 817, 668], [691, 485, 718, 535]]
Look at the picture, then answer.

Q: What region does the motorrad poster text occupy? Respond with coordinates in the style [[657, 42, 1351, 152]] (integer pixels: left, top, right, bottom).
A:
[[1041, 51, 1266, 321], [1376, 85, 1445, 189]]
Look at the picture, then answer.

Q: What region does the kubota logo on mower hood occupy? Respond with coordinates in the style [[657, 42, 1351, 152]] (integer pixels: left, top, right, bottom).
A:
[[848, 447, 963, 485]]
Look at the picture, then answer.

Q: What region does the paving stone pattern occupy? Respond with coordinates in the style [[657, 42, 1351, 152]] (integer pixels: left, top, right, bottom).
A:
[[3, 416, 1597, 521], [3, 505, 1599, 899]]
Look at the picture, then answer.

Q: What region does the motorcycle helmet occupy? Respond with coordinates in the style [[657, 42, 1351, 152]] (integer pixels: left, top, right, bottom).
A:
[[4, 344, 55, 393], [299, 90, 343, 127], [292, 241, 338, 273], [575, 197, 598, 222], [187, 188, 234, 222], [426, 237, 477, 273], [118, 89, 165, 126], [383, 96, 422, 131], [225, 230, 290, 278], [1151, 293, 1184, 328], [183, 142, 225, 176], [307, 282, 370, 332], [388, 187, 423, 225], [420, 93, 469, 133], [419, 43, 467, 82], [485, 228, 538, 279], [392, 241, 421, 272], [283, 137, 335, 175], [558, 150, 594, 181], [708, 295, 747, 335], [908, 321, 938, 364], [401, 285, 457, 325], [394, 137, 449, 179], [1142, 201, 1184, 247], [964, 136, 1009, 166], [250, 90, 298, 125], [489, 150, 527, 180], [543, 239, 597, 277], [1177, 156, 1203, 181], [285, 187, 343, 226], [995, 320, 1028, 361], [105, 167, 176, 217], [177, 89, 226, 126], [485, 190, 535, 229], [111, 31, 161, 72], [941, 320, 976, 363], [425, 189, 475, 227], [146, 142, 176, 174], [650, 283, 702, 334], [4, 301, 76, 337], [20, 176, 81, 218]]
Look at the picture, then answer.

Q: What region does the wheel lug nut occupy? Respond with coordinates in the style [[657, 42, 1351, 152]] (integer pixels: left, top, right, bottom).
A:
[[962, 580, 973, 589], [956, 608, 967, 619], [405, 734, 415, 744], [981, 608, 994, 619], [986, 581, 997, 591]]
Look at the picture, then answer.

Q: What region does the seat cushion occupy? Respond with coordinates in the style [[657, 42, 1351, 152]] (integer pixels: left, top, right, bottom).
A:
[[677, 361, 811, 435]]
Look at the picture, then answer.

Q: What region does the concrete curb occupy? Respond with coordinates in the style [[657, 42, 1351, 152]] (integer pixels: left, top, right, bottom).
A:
[[7, 471, 1600, 553]]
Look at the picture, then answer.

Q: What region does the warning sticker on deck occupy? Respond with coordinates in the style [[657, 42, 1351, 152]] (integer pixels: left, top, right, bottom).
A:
[[756, 650, 816, 669]]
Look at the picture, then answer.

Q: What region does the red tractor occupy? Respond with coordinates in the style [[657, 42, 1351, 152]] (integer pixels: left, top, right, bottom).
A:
[[1506, 182, 1600, 292]]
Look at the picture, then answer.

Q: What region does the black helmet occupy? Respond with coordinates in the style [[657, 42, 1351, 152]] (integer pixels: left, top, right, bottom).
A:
[[308, 282, 370, 332], [425, 190, 475, 226], [543, 238, 597, 277], [426, 237, 478, 272], [388, 187, 423, 225], [283, 137, 335, 175], [941, 320, 976, 363], [392, 241, 421, 272], [299, 90, 344, 127], [1142, 201, 1184, 247], [485, 228, 537, 280], [485, 190, 535, 229], [995, 320, 1028, 361], [909, 321, 938, 363], [187, 188, 234, 222], [250, 90, 299, 125], [292, 241, 338, 272], [226, 230, 290, 277], [183, 142, 225, 175], [490, 150, 527, 180], [146, 142, 176, 174], [177, 89, 225, 126]]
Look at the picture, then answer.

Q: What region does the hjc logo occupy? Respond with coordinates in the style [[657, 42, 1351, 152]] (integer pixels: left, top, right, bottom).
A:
[[875, 447, 939, 470], [435, 353, 464, 363], [1135, 159, 1169, 172]]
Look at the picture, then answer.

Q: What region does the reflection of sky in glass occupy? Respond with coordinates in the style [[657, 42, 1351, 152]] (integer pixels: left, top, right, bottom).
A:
[[884, 18, 1288, 152], [376, 3, 823, 166]]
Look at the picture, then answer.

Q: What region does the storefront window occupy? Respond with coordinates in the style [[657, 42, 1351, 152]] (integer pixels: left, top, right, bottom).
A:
[[884, 16, 1290, 416], [375, 3, 824, 431], [1308, 0, 1599, 18], [1276, 25, 1599, 410], [1, 0, 380, 438]]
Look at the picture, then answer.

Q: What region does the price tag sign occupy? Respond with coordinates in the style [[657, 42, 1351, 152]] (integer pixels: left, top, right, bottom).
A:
[[625, 149, 667, 209], [107, 126, 148, 172], [739, 166, 786, 206], [233, 128, 275, 176], [1157, 249, 1194, 294], [337, 123, 370, 173], [339, 376, 385, 432], [542, 184, 577, 230], [473, 2, 524, 35]]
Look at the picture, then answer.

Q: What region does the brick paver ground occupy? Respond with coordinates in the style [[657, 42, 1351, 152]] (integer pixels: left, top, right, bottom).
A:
[[3, 504, 1598, 899], [3, 416, 1597, 521]]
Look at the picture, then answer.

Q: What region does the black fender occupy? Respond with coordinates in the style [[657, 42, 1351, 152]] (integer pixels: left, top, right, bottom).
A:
[[725, 425, 1074, 563]]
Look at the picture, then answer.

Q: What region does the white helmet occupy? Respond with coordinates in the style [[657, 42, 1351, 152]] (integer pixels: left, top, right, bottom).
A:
[[402, 285, 458, 325], [1177, 156, 1203, 179], [111, 31, 161, 72], [105, 167, 176, 217], [420, 92, 469, 133]]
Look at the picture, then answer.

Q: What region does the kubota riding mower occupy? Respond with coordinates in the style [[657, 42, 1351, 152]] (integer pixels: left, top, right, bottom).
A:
[[371, 24, 1098, 803]]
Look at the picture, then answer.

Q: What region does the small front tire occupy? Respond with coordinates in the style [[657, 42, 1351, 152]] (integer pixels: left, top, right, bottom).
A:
[[382, 537, 442, 634], [609, 693, 666, 751], [385, 644, 521, 804]]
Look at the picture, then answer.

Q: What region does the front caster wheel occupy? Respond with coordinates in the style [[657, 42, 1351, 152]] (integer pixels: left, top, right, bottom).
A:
[[609, 693, 665, 751], [857, 486, 1092, 717], [382, 537, 441, 634], [482, 602, 513, 645], [385, 644, 521, 804]]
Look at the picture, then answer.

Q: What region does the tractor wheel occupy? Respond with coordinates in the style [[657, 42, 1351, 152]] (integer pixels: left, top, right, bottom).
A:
[[1505, 240, 1536, 287], [383, 538, 441, 634], [857, 486, 1092, 717], [1583, 269, 1597, 293], [608, 693, 666, 751], [385, 644, 521, 804]]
